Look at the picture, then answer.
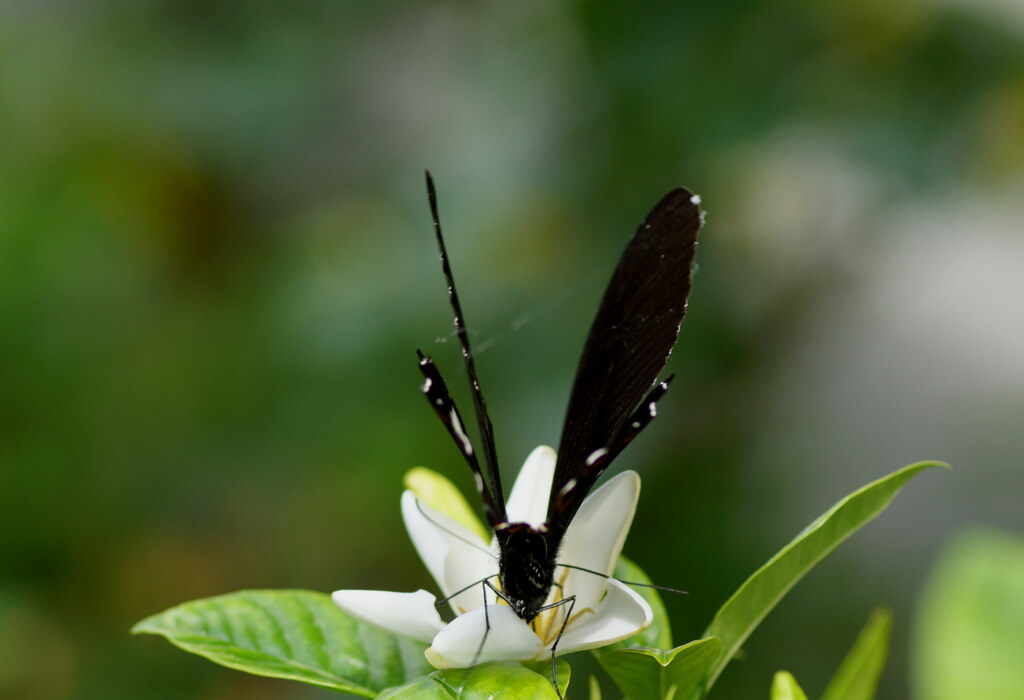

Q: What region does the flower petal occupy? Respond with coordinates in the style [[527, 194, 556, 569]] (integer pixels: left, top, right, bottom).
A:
[[401, 491, 449, 587], [504, 445, 557, 527], [443, 542, 500, 615], [553, 579, 652, 654], [402, 490, 492, 598], [404, 466, 490, 542], [425, 605, 545, 668], [332, 589, 444, 644], [556, 470, 640, 612]]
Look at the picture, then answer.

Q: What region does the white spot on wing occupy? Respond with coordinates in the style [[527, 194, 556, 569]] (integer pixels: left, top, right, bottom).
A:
[[421, 377, 432, 393], [449, 408, 474, 455], [558, 478, 577, 497], [648, 402, 658, 418], [585, 448, 608, 467], [690, 193, 702, 205]]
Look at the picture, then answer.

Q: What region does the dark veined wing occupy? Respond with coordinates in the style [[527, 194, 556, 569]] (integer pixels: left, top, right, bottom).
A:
[[422, 171, 507, 522], [547, 187, 702, 528], [417, 350, 506, 528]]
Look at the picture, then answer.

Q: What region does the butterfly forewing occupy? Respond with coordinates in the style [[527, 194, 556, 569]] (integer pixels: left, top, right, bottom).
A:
[[548, 188, 702, 525], [424, 171, 507, 522]]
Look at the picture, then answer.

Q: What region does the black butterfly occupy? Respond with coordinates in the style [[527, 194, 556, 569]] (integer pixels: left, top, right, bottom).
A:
[[416, 172, 701, 667]]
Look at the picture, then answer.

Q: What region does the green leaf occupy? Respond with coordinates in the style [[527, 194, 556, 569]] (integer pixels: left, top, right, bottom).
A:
[[589, 674, 603, 700], [704, 461, 946, 691], [405, 466, 490, 541], [821, 608, 892, 700], [132, 589, 432, 696], [771, 671, 809, 700], [771, 610, 892, 700], [913, 528, 1024, 700], [598, 636, 720, 700], [378, 660, 569, 699], [604, 555, 672, 650]]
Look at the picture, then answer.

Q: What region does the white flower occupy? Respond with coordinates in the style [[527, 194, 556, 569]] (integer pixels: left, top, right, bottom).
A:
[[332, 445, 653, 668]]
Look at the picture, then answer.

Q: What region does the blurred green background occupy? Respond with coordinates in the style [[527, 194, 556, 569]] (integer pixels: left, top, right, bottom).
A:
[[1, 1, 1022, 698]]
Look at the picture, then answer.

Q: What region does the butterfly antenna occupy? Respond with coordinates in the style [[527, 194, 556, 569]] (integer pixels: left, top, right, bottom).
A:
[[556, 562, 689, 596], [413, 498, 496, 558], [425, 171, 506, 516]]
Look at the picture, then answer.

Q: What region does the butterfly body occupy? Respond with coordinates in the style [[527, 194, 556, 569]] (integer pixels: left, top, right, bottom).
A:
[[418, 173, 701, 639]]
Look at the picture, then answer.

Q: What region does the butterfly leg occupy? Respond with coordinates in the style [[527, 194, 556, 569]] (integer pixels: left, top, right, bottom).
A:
[[434, 573, 500, 610], [470, 579, 511, 666], [534, 595, 576, 700]]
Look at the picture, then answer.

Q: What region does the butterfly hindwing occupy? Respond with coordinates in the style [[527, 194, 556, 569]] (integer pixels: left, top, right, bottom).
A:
[[417, 350, 504, 528]]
